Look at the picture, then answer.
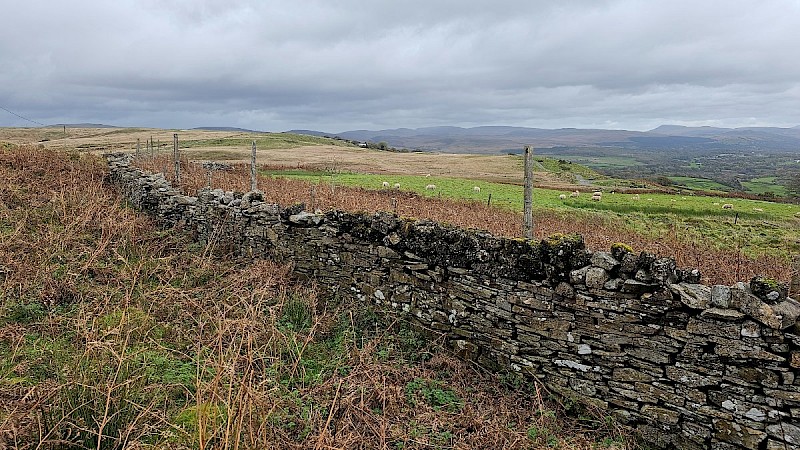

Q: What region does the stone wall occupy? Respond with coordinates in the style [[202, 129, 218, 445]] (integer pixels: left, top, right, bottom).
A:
[[106, 154, 800, 449]]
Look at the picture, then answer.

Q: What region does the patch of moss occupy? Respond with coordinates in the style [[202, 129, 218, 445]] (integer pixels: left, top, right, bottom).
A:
[[611, 242, 633, 254]]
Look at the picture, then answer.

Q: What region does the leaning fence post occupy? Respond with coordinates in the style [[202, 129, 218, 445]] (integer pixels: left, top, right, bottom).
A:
[[250, 140, 257, 192], [523, 145, 534, 239], [173, 133, 180, 185]]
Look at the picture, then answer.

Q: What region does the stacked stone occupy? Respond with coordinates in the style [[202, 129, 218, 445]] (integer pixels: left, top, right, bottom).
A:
[[106, 154, 800, 450]]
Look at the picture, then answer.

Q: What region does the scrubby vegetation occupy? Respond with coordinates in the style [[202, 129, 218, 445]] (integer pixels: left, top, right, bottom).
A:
[[0, 145, 636, 448]]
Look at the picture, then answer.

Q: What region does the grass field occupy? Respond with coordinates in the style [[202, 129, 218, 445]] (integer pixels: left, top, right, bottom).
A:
[[742, 176, 788, 196], [667, 176, 732, 192], [264, 168, 800, 264]]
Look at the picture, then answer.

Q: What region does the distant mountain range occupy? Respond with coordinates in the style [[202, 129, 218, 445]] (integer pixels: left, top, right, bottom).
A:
[[288, 125, 800, 154]]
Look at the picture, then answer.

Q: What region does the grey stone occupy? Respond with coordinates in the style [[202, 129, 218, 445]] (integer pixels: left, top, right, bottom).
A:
[[767, 422, 800, 445], [712, 285, 732, 308], [591, 251, 619, 271], [670, 283, 711, 310], [585, 267, 609, 289], [289, 211, 324, 226]]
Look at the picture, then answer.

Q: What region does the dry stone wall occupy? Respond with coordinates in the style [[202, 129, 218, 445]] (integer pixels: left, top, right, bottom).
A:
[[106, 154, 800, 449]]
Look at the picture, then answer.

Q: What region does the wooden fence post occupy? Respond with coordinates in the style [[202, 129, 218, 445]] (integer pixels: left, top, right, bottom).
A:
[[523, 145, 534, 239], [136, 138, 140, 159], [250, 140, 257, 192], [173, 133, 180, 185]]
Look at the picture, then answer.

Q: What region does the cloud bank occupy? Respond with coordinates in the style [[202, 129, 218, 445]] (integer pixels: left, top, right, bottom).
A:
[[2, 0, 799, 131]]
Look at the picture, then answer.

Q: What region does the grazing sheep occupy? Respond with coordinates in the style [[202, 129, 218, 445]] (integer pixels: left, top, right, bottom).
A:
[[713, 202, 720, 206], [722, 204, 733, 209], [425, 184, 436, 190], [382, 181, 390, 188], [753, 207, 764, 212], [569, 190, 580, 198], [473, 186, 481, 193], [681, 197, 687, 200], [593, 191, 602, 196], [632, 194, 640, 200], [559, 194, 567, 199], [393, 183, 401, 189], [591, 194, 602, 201]]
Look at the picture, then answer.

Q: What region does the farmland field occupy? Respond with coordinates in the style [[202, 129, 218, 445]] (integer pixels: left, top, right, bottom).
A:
[[667, 176, 732, 192], [742, 176, 788, 196], [264, 168, 800, 263]]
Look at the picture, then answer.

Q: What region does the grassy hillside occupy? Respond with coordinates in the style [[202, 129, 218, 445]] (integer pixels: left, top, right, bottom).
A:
[[0, 145, 634, 448]]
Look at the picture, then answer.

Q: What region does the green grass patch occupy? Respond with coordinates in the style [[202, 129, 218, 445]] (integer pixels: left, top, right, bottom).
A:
[[668, 176, 732, 192], [179, 133, 355, 150], [742, 176, 788, 197]]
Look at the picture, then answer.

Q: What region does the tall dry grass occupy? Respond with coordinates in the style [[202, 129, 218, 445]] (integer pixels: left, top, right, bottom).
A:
[[0, 146, 636, 448]]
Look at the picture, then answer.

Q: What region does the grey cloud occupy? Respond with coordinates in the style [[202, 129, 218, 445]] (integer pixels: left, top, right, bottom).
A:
[[1, 0, 799, 130]]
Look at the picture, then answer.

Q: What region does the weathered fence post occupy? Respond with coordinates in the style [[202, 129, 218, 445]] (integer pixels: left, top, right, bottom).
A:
[[523, 145, 534, 239], [250, 140, 257, 192], [310, 185, 317, 212], [136, 138, 140, 159], [487, 193, 492, 207], [792, 255, 800, 298], [173, 133, 180, 185]]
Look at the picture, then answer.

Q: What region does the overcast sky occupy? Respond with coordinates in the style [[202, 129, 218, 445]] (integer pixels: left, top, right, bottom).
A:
[[2, 0, 799, 132]]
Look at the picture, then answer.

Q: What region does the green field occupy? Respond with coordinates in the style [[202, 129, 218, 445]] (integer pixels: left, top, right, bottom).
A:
[[549, 154, 644, 170], [179, 133, 355, 150], [742, 176, 788, 197], [667, 176, 732, 192], [265, 169, 800, 258]]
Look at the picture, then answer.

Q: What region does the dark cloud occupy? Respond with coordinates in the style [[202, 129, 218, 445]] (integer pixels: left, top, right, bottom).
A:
[[1, 0, 799, 131]]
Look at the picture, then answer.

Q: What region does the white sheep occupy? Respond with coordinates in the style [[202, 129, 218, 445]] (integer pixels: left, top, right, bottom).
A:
[[591, 194, 602, 201], [713, 202, 720, 206], [382, 181, 390, 188], [593, 191, 602, 196], [632, 194, 640, 200], [569, 190, 579, 198], [559, 194, 567, 199], [473, 186, 481, 193], [393, 183, 401, 189], [753, 207, 764, 212], [722, 203, 733, 209], [425, 184, 436, 190]]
